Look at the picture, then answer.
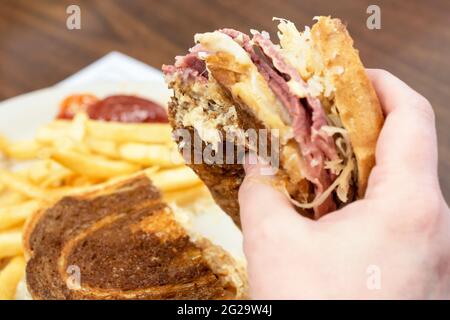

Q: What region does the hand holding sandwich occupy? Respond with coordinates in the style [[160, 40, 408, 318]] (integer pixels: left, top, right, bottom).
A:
[[239, 69, 450, 299]]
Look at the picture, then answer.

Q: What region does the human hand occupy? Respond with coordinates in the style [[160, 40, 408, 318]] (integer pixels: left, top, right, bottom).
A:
[[238, 69, 450, 299]]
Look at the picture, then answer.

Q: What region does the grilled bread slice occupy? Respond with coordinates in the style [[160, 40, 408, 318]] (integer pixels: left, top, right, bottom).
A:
[[23, 175, 247, 300]]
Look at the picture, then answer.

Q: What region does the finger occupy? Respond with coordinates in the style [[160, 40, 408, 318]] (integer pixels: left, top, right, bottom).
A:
[[366, 69, 438, 179], [238, 153, 304, 232]]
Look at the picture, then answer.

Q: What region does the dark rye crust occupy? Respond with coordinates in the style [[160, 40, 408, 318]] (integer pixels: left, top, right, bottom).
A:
[[168, 95, 258, 227], [25, 175, 240, 300], [168, 80, 310, 227]]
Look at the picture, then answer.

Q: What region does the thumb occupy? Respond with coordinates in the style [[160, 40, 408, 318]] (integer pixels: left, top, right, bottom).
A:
[[238, 153, 304, 232]]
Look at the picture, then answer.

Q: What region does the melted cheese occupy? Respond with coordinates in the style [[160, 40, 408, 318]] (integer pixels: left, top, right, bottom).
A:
[[195, 32, 252, 66], [195, 31, 293, 144]]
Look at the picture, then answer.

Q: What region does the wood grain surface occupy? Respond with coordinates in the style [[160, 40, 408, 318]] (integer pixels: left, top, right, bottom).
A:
[[0, 0, 449, 200]]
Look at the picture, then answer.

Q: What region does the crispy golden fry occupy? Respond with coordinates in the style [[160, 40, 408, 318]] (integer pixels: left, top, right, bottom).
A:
[[0, 169, 46, 199], [2, 140, 42, 160], [0, 229, 23, 259], [0, 135, 9, 157], [63, 175, 99, 188], [0, 190, 28, 207], [25, 161, 50, 185], [86, 121, 173, 144], [46, 167, 159, 199], [36, 118, 172, 151], [0, 135, 7, 151], [51, 149, 141, 179], [0, 258, 8, 270], [0, 183, 4, 194], [163, 184, 210, 205], [13, 169, 30, 181], [40, 172, 74, 188], [119, 142, 184, 167], [0, 256, 26, 300], [26, 160, 74, 188], [0, 201, 41, 231], [97, 167, 159, 187], [85, 138, 119, 159], [36, 121, 70, 144], [35, 117, 89, 155], [148, 167, 202, 192], [70, 112, 88, 140]]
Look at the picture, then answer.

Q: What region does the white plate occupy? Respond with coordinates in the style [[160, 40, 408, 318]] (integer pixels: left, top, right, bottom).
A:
[[0, 82, 244, 263]]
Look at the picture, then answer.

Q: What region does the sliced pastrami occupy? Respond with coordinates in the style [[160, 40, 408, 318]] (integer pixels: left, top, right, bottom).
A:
[[162, 44, 208, 82], [252, 32, 338, 162], [221, 28, 337, 216]]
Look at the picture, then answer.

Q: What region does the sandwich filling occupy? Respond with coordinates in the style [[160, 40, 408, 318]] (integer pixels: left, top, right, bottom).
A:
[[163, 19, 356, 218]]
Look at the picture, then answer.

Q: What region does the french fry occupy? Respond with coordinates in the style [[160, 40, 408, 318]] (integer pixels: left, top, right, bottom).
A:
[[148, 167, 202, 192], [36, 121, 70, 144], [46, 167, 159, 198], [119, 142, 184, 167], [0, 258, 8, 270], [105, 167, 159, 185], [85, 138, 119, 159], [2, 140, 42, 160], [0, 256, 26, 300], [26, 160, 74, 188], [0, 169, 46, 199], [0, 190, 28, 207], [0, 135, 7, 152], [36, 118, 89, 154], [63, 175, 96, 188], [25, 161, 50, 185], [86, 121, 173, 144], [0, 176, 98, 203], [163, 184, 210, 205], [0, 200, 41, 231], [51, 149, 141, 179], [0, 229, 23, 259], [70, 112, 88, 141], [13, 169, 30, 181]]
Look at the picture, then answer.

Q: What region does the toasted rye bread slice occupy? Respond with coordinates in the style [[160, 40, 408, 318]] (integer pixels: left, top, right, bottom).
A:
[[311, 17, 384, 197], [23, 175, 247, 300]]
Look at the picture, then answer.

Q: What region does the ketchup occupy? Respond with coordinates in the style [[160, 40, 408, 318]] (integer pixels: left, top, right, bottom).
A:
[[57, 94, 168, 123]]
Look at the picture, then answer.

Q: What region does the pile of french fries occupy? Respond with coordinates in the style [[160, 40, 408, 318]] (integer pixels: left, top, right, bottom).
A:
[[0, 113, 209, 299]]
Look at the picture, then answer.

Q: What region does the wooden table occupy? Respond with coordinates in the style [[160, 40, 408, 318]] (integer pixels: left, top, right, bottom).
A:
[[1, 0, 449, 200]]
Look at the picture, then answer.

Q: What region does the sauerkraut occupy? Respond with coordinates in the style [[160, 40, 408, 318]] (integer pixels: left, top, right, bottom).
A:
[[285, 107, 357, 209]]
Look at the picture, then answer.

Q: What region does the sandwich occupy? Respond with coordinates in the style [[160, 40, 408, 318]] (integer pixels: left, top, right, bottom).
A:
[[163, 17, 384, 225], [22, 175, 247, 299]]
